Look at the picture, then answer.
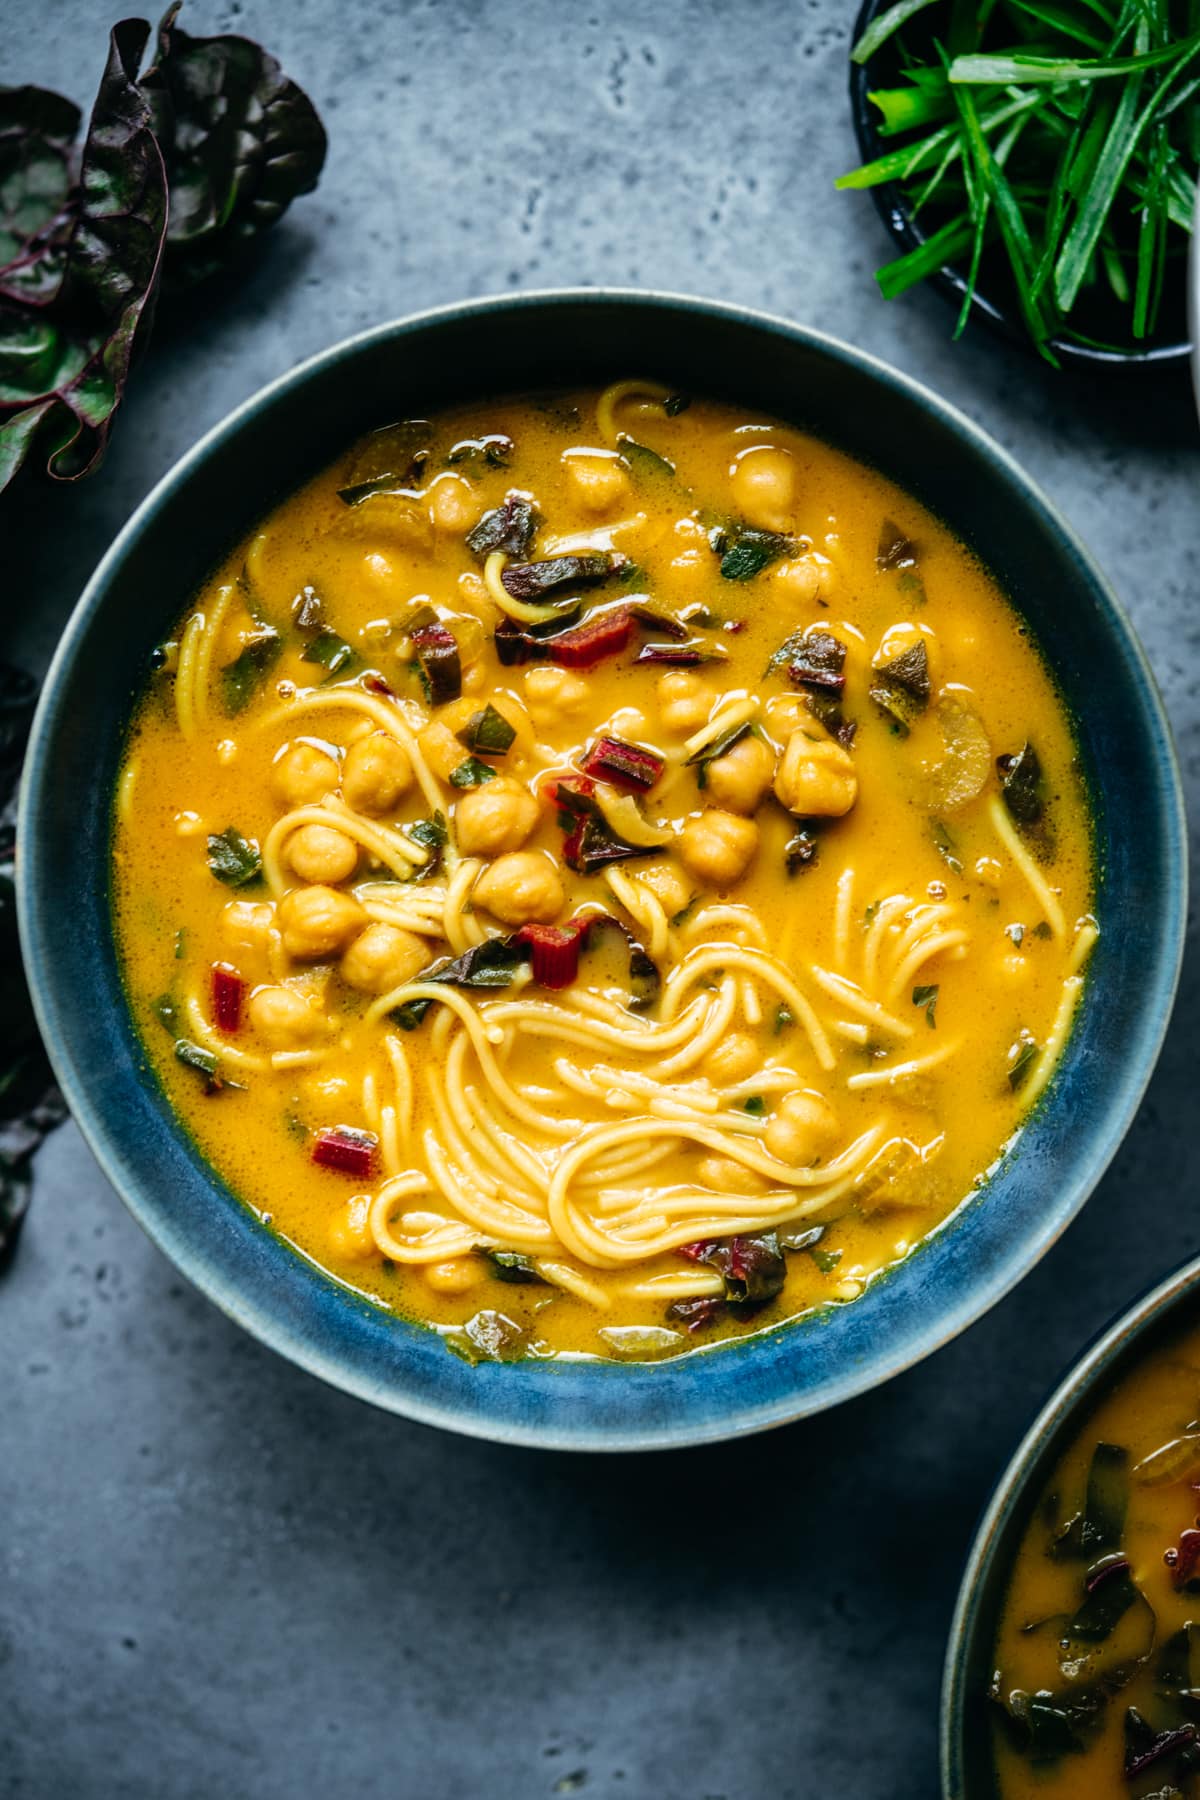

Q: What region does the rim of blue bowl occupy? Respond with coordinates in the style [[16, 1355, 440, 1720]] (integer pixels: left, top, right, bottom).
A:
[[847, 0, 1193, 372], [16, 286, 1189, 1451], [940, 1250, 1200, 1797]]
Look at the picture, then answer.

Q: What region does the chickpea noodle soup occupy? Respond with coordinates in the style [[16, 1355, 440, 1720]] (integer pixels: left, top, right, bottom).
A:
[[112, 381, 1095, 1365], [991, 1317, 1200, 1798]]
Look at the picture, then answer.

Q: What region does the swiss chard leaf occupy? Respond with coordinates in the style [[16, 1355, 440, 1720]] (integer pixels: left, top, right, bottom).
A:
[[476, 1247, 546, 1285], [449, 756, 497, 789], [715, 524, 792, 581], [0, 20, 168, 492], [220, 627, 280, 714], [142, 3, 328, 292], [998, 741, 1047, 826], [456, 703, 516, 757], [206, 825, 261, 887], [683, 1231, 786, 1309], [870, 640, 931, 733], [1053, 1442, 1130, 1559], [0, 87, 81, 267]]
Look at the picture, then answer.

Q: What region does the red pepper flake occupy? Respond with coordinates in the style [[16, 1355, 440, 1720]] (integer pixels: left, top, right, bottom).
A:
[[364, 671, 397, 697], [211, 963, 246, 1033], [312, 1126, 378, 1178]]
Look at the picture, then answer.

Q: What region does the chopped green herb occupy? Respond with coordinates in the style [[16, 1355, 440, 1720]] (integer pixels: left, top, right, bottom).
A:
[[1008, 1030, 1040, 1091], [476, 1247, 546, 1284], [449, 757, 497, 789], [998, 741, 1047, 826], [932, 818, 964, 874], [152, 994, 178, 1033], [774, 1005, 794, 1034], [785, 829, 820, 875], [670, 894, 700, 927], [663, 392, 691, 416], [913, 982, 939, 1028], [206, 826, 262, 888], [1005, 922, 1025, 947], [781, 1224, 825, 1252], [173, 929, 186, 961], [617, 434, 677, 482], [443, 1309, 530, 1365], [742, 1095, 766, 1116], [810, 1246, 843, 1274], [1033, 919, 1053, 941], [390, 998, 433, 1031], [220, 628, 281, 715]]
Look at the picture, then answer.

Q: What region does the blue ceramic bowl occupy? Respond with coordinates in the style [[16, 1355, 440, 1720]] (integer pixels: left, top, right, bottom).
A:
[[941, 1254, 1200, 1796], [17, 290, 1186, 1451]]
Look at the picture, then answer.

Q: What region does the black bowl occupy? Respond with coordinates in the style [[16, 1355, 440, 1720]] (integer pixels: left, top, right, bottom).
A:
[[848, 0, 1192, 372]]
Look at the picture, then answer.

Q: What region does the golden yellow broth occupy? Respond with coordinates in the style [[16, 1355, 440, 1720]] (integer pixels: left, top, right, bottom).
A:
[[111, 386, 1094, 1362], [991, 1317, 1200, 1798]]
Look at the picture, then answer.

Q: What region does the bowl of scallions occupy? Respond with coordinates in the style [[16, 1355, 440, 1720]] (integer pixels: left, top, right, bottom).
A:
[[840, 0, 1198, 370]]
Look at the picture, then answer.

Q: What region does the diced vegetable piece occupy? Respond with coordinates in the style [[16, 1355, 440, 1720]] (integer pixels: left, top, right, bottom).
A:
[[925, 695, 991, 810], [714, 525, 793, 581], [447, 433, 512, 469], [220, 628, 281, 716], [912, 982, 938, 1028], [1007, 1030, 1039, 1092], [580, 735, 665, 792], [476, 1247, 546, 1284], [870, 640, 930, 733], [1123, 1712, 1198, 1780], [1064, 1554, 1139, 1643], [514, 921, 586, 989], [998, 741, 1046, 826], [598, 1325, 685, 1357], [311, 1125, 378, 1178], [679, 1231, 786, 1308], [580, 913, 660, 1009], [301, 626, 358, 676], [456, 704, 516, 756], [877, 519, 917, 570], [422, 937, 530, 990], [501, 552, 624, 602], [411, 616, 461, 705], [449, 757, 497, 788], [465, 491, 539, 559], [627, 604, 689, 640], [617, 436, 676, 482], [789, 630, 847, 693], [634, 641, 721, 667], [1165, 1529, 1200, 1590], [554, 775, 656, 873], [1133, 1432, 1200, 1487], [206, 826, 262, 888], [450, 1309, 529, 1364], [666, 1295, 726, 1332], [174, 1039, 220, 1082], [291, 584, 323, 632], [211, 963, 246, 1033], [1052, 1442, 1129, 1558]]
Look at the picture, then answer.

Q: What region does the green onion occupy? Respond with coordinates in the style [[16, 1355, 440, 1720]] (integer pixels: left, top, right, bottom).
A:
[[839, 0, 1199, 357]]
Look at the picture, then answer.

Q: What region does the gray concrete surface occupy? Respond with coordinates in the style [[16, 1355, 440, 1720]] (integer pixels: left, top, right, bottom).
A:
[[3, 3, 1198, 1795]]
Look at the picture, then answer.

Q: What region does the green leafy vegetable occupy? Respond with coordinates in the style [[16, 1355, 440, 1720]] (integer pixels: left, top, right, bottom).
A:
[[716, 525, 793, 581], [444, 1309, 530, 1365], [456, 704, 516, 757], [142, 3, 327, 291], [998, 741, 1047, 826], [206, 825, 261, 887], [1007, 1028, 1040, 1092], [0, 8, 326, 493], [742, 1095, 766, 1116], [837, 0, 1199, 358], [810, 1246, 843, 1274], [449, 757, 497, 789], [476, 1247, 546, 1285], [913, 982, 939, 1027], [301, 627, 358, 677], [1053, 1443, 1130, 1559], [220, 628, 281, 715], [932, 818, 964, 873]]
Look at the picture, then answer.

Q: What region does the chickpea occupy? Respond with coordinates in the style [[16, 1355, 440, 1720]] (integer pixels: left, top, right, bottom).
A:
[[278, 885, 366, 959], [220, 899, 275, 952], [247, 983, 324, 1047], [427, 473, 479, 534], [635, 860, 691, 917], [697, 1155, 766, 1195], [419, 719, 470, 782], [455, 776, 540, 857], [474, 851, 565, 926], [704, 1031, 761, 1086], [328, 1194, 376, 1263], [424, 1257, 482, 1295], [771, 555, 832, 607], [272, 740, 338, 808], [287, 823, 359, 885], [657, 670, 713, 735], [524, 665, 589, 730], [677, 810, 758, 888], [730, 445, 796, 533], [564, 452, 631, 515], [764, 1090, 840, 1167], [703, 733, 776, 815], [774, 729, 858, 818], [665, 547, 710, 595], [340, 923, 430, 995], [342, 733, 413, 814]]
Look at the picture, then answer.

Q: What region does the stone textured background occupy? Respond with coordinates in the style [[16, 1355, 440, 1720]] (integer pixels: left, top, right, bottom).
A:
[[2, 4, 1197, 1796]]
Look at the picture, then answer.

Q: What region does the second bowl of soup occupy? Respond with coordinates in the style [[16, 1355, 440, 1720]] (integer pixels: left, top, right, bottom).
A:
[[19, 292, 1185, 1447]]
